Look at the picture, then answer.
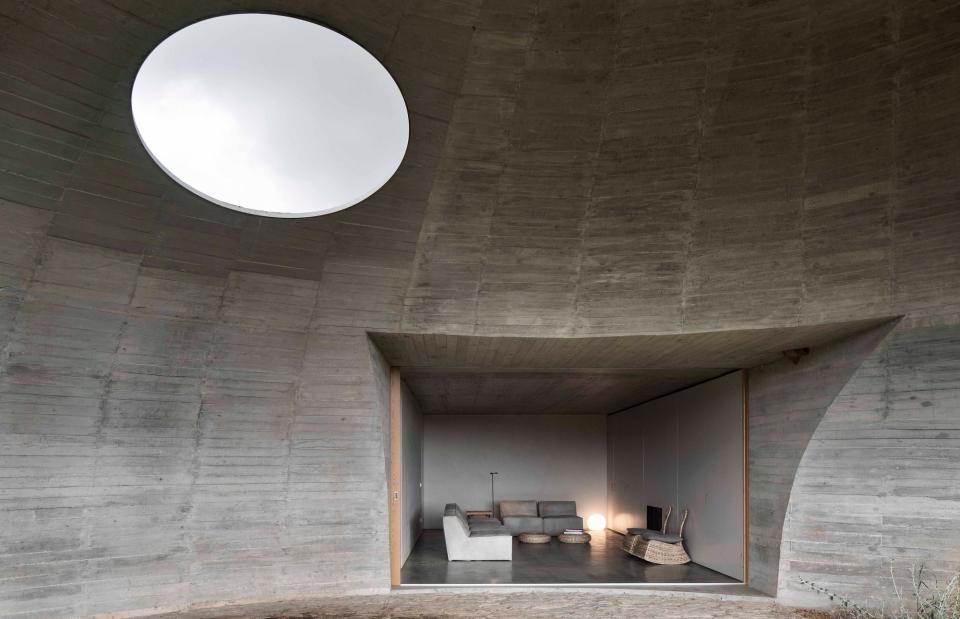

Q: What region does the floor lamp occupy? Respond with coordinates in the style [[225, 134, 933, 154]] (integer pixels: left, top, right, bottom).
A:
[[490, 472, 498, 517]]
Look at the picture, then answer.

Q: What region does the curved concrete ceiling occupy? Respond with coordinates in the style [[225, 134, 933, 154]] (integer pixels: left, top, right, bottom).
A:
[[0, 1, 947, 337]]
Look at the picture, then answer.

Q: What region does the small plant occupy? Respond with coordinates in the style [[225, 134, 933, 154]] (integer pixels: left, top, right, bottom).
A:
[[799, 563, 960, 619], [798, 575, 879, 618]]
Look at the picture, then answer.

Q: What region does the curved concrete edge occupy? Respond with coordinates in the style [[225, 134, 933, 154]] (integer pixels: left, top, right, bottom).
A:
[[747, 319, 900, 595]]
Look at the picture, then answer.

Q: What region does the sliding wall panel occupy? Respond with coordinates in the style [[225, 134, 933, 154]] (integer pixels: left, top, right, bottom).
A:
[[642, 398, 679, 526], [607, 372, 744, 579], [608, 409, 645, 532], [677, 371, 744, 579]]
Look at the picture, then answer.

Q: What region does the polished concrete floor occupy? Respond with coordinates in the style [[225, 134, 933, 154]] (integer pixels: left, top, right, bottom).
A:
[[400, 530, 741, 586]]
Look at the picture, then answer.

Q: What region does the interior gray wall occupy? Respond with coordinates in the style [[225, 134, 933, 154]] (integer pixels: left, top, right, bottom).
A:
[[607, 372, 744, 579], [676, 372, 745, 581], [400, 382, 423, 563], [422, 415, 607, 529]]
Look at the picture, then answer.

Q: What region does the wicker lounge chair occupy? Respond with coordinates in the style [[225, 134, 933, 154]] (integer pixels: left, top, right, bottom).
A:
[[622, 508, 690, 565]]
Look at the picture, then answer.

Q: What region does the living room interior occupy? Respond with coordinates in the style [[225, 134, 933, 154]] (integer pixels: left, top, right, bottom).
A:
[[374, 320, 894, 588]]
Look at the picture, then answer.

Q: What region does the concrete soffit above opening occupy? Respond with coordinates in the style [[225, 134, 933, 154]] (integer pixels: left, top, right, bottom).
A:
[[368, 317, 900, 416]]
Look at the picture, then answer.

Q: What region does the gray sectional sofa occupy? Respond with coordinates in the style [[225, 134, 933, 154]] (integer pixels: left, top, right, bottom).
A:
[[442, 503, 512, 561], [500, 500, 584, 536]]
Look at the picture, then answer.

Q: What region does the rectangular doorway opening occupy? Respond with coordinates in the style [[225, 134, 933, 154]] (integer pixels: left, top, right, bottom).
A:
[[388, 366, 747, 588], [371, 320, 891, 590]]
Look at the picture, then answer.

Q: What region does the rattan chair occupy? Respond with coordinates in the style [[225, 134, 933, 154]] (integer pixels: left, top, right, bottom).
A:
[[659, 505, 672, 535], [622, 508, 690, 565]]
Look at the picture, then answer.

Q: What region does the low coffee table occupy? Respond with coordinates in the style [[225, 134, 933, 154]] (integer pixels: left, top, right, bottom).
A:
[[558, 532, 591, 544], [519, 532, 550, 544]]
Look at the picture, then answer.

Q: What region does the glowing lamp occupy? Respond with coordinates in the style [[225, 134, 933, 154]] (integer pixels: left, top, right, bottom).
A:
[[587, 513, 606, 531]]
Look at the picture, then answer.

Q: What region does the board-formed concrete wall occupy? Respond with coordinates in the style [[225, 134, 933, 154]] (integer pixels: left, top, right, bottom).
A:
[[778, 324, 960, 607], [400, 0, 958, 337], [0, 230, 399, 616], [0, 2, 472, 615], [0, 0, 958, 616], [748, 323, 897, 595]]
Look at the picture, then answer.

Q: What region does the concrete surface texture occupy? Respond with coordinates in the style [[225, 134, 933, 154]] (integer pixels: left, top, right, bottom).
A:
[[0, 0, 958, 617], [142, 591, 808, 619]]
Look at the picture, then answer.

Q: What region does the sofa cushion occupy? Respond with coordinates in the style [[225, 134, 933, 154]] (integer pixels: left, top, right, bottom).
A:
[[542, 515, 583, 536], [539, 501, 577, 517], [500, 500, 538, 517], [502, 515, 543, 535]]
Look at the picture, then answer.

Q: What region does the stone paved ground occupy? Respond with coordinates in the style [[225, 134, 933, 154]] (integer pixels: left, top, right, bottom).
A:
[[148, 592, 825, 619]]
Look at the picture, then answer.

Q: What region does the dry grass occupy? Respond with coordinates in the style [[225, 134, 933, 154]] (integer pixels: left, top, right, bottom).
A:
[[799, 565, 960, 619]]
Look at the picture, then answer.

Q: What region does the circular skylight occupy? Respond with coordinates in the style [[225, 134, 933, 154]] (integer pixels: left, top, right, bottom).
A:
[[131, 13, 409, 218]]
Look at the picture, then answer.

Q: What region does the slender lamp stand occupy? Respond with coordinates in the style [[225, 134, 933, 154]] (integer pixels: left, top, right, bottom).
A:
[[490, 472, 499, 517]]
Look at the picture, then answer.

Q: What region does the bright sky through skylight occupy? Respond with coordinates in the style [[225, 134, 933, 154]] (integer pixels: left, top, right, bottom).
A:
[[131, 13, 409, 217]]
